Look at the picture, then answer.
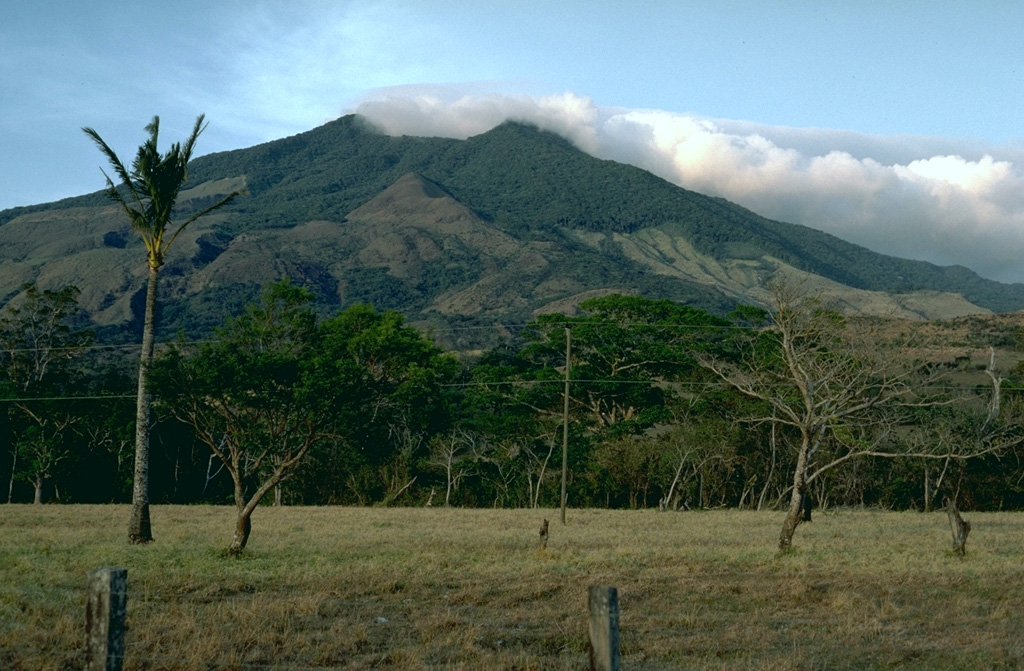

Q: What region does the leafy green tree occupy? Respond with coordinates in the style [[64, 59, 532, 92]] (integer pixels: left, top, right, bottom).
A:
[[461, 295, 731, 508], [150, 282, 347, 553], [84, 114, 243, 543], [592, 434, 663, 508], [314, 304, 460, 504], [151, 285, 459, 550], [461, 344, 569, 507], [0, 284, 93, 503], [524, 295, 731, 509], [525, 294, 731, 434]]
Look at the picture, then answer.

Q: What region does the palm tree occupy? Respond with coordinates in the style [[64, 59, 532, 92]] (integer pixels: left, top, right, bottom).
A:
[[83, 115, 242, 543]]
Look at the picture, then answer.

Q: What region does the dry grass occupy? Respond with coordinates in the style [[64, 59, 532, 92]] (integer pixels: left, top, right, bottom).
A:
[[2, 505, 1024, 670]]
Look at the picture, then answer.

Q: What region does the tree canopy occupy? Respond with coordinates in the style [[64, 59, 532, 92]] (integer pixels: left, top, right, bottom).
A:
[[2, 284, 1023, 555]]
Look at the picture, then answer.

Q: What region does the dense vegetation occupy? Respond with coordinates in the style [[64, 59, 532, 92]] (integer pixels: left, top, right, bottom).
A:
[[4, 281, 1024, 534], [180, 116, 1024, 311]]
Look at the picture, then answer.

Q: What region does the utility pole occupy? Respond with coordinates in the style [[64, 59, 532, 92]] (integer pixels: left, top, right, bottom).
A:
[[561, 327, 571, 524]]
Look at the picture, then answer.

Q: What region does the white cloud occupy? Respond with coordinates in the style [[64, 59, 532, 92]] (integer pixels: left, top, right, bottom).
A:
[[354, 88, 602, 150], [353, 90, 1024, 283]]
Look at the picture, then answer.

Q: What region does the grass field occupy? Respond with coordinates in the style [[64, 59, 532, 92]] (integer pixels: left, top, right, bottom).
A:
[[2, 505, 1024, 670]]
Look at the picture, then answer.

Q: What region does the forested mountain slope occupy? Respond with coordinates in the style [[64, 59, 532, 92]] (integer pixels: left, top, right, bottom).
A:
[[1, 114, 1022, 345]]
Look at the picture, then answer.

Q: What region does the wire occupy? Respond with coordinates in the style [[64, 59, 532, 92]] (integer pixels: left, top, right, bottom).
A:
[[0, 394, 134, 403], [0, 340, 211, 354]]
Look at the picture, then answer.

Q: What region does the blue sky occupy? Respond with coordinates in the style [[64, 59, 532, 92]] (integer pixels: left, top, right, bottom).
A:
[[3, 1, 1024, 281]]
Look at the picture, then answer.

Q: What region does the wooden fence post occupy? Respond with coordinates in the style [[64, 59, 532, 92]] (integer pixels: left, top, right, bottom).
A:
[[588, 585, 621, 671], [946, 498, 971, 556], [86, 567, 127, 671]]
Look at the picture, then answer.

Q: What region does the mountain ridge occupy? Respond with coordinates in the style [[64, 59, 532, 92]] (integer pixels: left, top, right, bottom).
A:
[[182, 116, 1024, 311], [1, 114, 1022, 346]]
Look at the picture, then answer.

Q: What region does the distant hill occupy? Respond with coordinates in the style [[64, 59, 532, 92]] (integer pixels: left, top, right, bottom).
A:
[[2, 114, 1023, 347]]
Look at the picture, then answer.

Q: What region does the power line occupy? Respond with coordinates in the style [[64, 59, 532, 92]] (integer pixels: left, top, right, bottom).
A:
[[429, 319, 754, 332], [0, 339, 211, 355], [0, 394, 134, 403]]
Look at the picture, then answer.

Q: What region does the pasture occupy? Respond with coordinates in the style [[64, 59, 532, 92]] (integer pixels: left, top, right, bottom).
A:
[[2, 505, 1023, 669]]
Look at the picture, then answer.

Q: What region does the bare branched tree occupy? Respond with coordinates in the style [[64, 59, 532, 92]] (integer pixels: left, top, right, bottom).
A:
[[427, 429, 477, 506], [699, 280, 1014, 550]]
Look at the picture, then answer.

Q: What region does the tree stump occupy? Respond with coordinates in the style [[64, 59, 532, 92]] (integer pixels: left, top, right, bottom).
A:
[[946, 498, 970, 556]]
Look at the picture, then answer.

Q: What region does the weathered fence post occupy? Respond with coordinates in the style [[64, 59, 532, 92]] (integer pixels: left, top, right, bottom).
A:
[[946, 498, 971, 556], [588, 585, 621, 671], [86, 567, 127, 671]]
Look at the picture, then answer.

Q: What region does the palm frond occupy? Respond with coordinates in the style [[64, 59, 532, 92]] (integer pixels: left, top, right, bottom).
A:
[[82, 127, 146, 211], [85, 113, 240, 268], [180, 114, 207, 170], [165, 187, 246, 253]]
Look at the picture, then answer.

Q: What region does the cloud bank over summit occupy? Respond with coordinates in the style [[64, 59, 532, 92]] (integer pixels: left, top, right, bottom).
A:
[[354, 90, 1024, 284]]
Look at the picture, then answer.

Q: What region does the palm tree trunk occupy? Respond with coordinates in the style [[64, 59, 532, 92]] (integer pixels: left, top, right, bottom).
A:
[[128, 265, 158, 544]]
